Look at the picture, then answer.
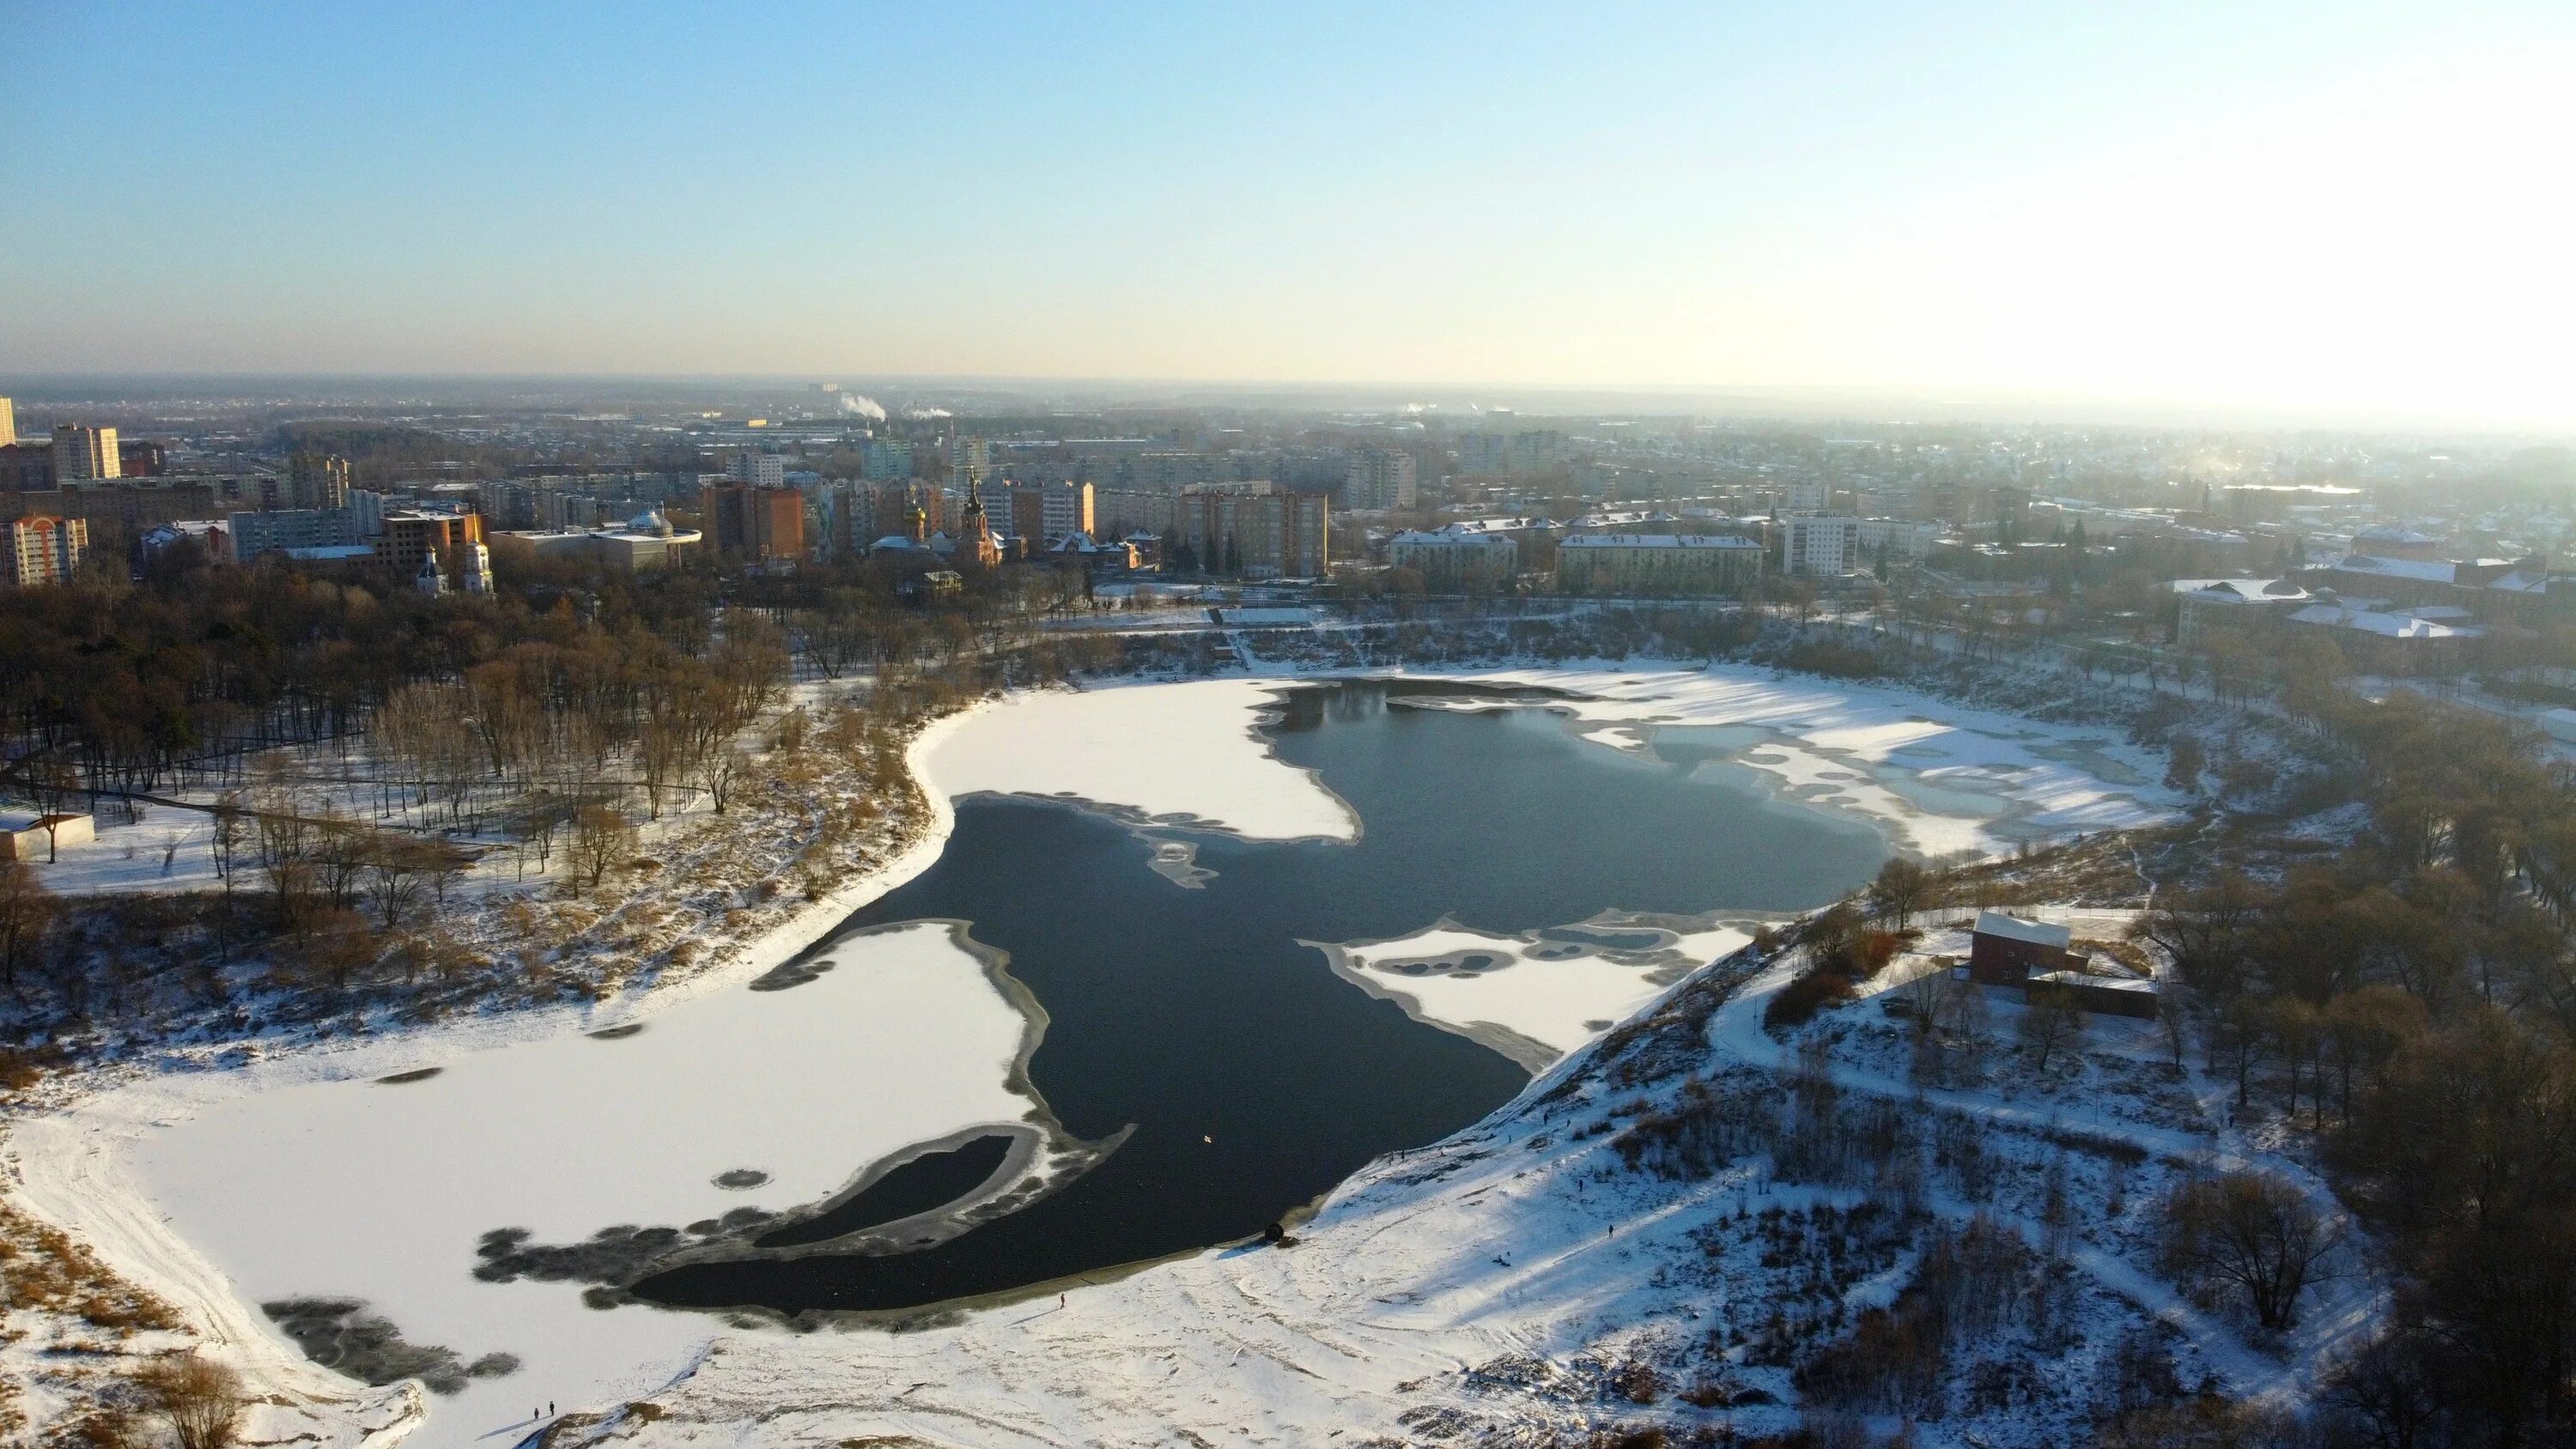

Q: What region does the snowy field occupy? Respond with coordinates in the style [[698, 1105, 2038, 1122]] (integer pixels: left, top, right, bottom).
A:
[[7, 662, 2191, 1448]]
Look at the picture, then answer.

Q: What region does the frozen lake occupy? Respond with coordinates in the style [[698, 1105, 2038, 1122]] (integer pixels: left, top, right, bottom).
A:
[[641, 678, 1885, 1313], [114, 671, 2172, 1446]]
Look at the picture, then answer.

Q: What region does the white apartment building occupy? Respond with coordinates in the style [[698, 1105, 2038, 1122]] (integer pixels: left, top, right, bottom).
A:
[[1856, 517, 1941, 561], [1388, 528, 1516, 589], [1042, 480, 1094, 538], [730, 452, 787, 488], [1345, 449, 1419, 511], [1783, 514, 1860, 577]]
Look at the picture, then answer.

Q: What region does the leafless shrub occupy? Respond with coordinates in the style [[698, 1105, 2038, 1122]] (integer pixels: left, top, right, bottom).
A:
[[137, 1356, 246, 1449]]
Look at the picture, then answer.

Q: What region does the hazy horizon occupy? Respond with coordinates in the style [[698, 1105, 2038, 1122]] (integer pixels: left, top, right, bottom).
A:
[[9, 3, 2573, 431]]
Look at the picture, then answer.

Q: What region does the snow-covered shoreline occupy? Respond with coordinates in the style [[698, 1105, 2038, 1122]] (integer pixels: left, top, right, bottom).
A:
[[3, 704, 991, 1449], [3, 660, 2184, 1448]]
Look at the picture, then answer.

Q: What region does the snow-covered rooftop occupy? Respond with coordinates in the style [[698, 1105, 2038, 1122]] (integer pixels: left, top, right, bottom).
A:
[[2287, 603, 2483, 640], [1558, 534, 1762, 550], [1973, 910, 2072, 949]]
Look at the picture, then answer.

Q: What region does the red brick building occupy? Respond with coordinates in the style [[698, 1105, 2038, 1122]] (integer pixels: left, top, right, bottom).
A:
[[1966, 911, 2079, 985]]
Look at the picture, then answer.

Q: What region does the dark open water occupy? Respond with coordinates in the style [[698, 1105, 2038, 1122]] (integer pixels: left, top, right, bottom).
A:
[[635, 680, 1885, 1313]]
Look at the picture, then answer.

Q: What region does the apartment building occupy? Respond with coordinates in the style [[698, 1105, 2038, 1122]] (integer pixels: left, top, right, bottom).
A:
[[3, 515, 88, 586]]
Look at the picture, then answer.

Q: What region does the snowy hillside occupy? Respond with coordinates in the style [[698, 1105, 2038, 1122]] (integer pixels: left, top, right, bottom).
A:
[[551, 901, 2372, 1448]]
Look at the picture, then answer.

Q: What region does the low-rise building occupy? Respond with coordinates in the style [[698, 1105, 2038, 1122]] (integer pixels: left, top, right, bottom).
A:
[[1554, 533, 1764, 596], [1388, 527, 1518, 591], [1966, 910, 2080, 985], [2025, 968, 2159, 1020], [491, 512, 702, 573], [138, 519, 234, 566], [0, 812, 94, 861], [2172, 577, 2316, 647], [228, 506, 363, 558], [2282, 601, 2483, 672]]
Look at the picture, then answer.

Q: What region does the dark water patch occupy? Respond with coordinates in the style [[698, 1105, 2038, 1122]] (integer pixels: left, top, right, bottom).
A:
[[263, 1297, 516, 1394], [714, 1168, 769, 1190], [475, 1212, 775, 1288], [748, 955, 836, 991], [756, 1134, 1014, 1250], [633, 679, 1886, 1316], [1537, 926, 1666, 951], [586, 1023, 646, 1040], [374, 1067, 441, 1085]]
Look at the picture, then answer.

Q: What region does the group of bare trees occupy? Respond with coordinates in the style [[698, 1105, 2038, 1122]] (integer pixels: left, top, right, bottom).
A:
[[365, 616, 789, 830], [2134, 685, 2576, 1443]]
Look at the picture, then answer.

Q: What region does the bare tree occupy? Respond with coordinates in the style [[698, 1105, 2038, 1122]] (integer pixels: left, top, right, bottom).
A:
[[2164, 1171, 2343, 1331], [289, 907, 379, 991], [2155, 979, 2195, 1071], [0, 860, 57, 991], [2019, 982, 2088, 1072], [209, 791, 246, 894], [702, 743, 751, 815], [139, 1355, 247, 1449], [1868, 857, 1936, 927], [568, 804, 636, 894], [365, 834, 437, 930], [31, 755, 82, 862], [637, 718, 685, 821]]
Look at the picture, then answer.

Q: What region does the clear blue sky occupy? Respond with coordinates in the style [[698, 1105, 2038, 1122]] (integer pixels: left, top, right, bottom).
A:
[[6, 2, 2572, 427]]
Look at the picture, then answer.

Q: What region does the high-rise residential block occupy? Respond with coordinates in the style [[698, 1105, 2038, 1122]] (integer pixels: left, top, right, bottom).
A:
[[1042, 480, 1095, 540], [380, 511, 488, 579], [861, 438, 914, 482], [0, 397, 15, 449], [706, 482, 805, 563], [1344, 449, 1418, 511], [51, 425, 120, 482], [287, 452, 352, 510], [3, 515, 90, 586], [1176, 484, 1328, 578], [1783, 514, 1860, 577]]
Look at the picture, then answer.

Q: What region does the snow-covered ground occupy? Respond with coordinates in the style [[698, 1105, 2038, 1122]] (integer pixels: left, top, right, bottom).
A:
[[5, 663, 2199, 1448], [6, 703, 988, 1449], [558, 926, 2376, 1448], [5, 676, 869, 900]]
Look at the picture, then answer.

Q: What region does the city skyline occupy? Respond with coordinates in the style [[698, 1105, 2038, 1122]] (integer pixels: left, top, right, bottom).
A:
[[8, 2, 2573, 431]]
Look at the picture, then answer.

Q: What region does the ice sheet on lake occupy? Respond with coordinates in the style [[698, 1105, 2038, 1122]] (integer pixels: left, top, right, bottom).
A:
[[1311, 916, 1758, 1071], [929, 678, 1358, 841], [122, 920, 1042, 1449], [1407, 664, 2178, 858]]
